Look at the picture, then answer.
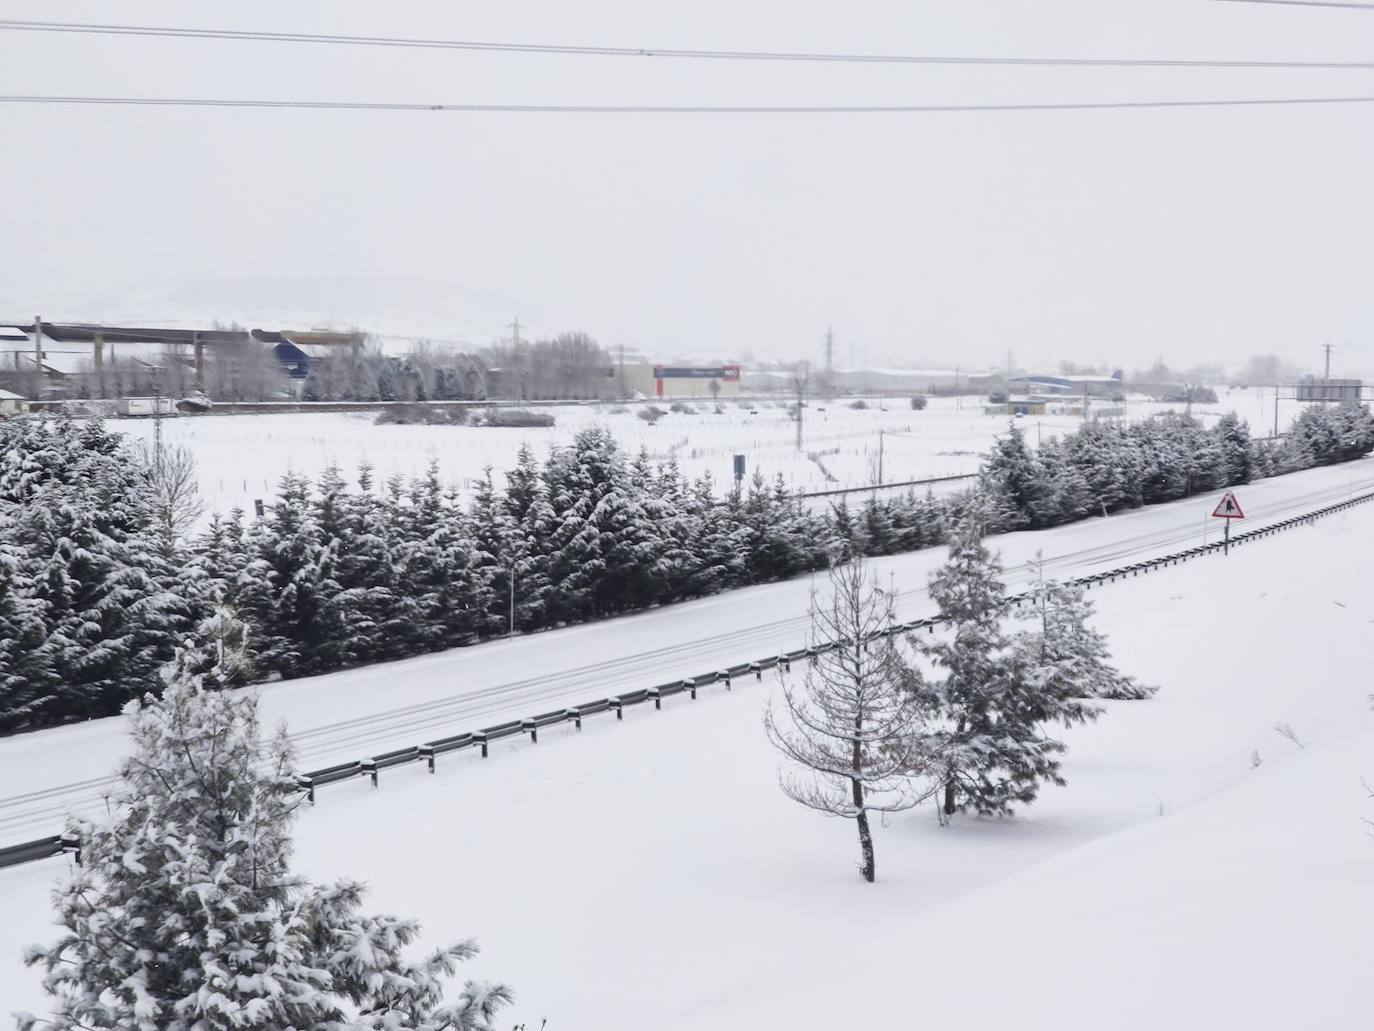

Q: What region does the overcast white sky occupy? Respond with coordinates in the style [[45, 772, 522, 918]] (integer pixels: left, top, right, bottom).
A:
[[2, 0, 1372, 375]]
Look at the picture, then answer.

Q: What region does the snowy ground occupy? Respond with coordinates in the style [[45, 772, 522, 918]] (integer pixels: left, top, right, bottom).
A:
[[102, 388, 1288, 515], [2, 457, 1370, 1027]]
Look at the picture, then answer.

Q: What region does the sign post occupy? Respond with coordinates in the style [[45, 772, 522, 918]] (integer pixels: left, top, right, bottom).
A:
[[733, 453, 746, 486], [1211, 490, 1245, 555]]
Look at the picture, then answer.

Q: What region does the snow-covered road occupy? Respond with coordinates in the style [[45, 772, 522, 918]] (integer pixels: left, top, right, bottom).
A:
[[0, 457, 1370, 845]]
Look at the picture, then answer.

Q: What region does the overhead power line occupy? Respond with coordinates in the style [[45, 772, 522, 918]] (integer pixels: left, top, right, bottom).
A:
[[3, 94, 1374, 115], [1214, 1, 1374, 9], [3, 18, 1374, 70]]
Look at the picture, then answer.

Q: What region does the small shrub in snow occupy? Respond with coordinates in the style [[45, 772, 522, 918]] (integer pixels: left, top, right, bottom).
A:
[[910, 395, 928, 411], [481, 408, 555, 428], [848, 399, 869, 410], [637, 405, 666, 424], [1273, 722, 1306, 749], [375, 403, 470, 425]]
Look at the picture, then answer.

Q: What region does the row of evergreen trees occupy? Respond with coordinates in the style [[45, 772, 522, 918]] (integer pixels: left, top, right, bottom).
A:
[[978, 405, 1374, 530], [2, 403, 1371, 733]]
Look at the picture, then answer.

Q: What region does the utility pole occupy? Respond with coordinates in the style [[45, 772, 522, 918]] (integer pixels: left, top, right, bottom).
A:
[[32, 314, 42, 400], [509, 317, 523, 347], [153, 365, 165, 471], [877, 429, 884, 485], [954, 363, 961, 410], [793, 360, 809, 453], [1274, 385, 1280, 437], [1321, 342, 1334, 403], [823, 326, 835, 401], [509, 562, 516, 639], [617, 343, 626, 400]]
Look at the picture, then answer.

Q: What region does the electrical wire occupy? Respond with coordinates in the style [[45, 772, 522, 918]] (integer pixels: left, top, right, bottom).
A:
[[1214, 0, 1374, 9], [2, 18, 1374, 70], [4, 94, 1374, 114]]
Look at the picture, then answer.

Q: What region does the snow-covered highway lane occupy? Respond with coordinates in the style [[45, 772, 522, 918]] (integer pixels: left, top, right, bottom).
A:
[[1, 457, 1371, 844]]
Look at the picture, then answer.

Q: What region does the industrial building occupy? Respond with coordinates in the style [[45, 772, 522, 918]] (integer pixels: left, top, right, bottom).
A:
[[619, 363, 743, 399], [1295, 376, 1363, 402]]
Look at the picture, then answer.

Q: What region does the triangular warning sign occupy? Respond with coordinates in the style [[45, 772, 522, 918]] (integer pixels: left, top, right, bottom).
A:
[[1212, 491, 1245, 520]]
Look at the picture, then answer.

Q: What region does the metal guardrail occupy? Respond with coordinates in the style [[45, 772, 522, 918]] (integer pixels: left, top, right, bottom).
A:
[[4, 486, 1373, 871], [796, 472, 978, 501], [0, 834, 80, 869]]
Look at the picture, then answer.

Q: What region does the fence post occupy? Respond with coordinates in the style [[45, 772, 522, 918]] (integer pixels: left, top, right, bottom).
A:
[[419, 745, 436, 773], [298, 776, 316, 805], [610, 698, 623, 721], [360, 759, 378, 788], [474, 732, 489, 758]]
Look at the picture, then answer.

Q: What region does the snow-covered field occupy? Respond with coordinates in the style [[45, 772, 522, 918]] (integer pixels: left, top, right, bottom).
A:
[[2, 456, 1369, 1028], [103, 388, 1289, 516]]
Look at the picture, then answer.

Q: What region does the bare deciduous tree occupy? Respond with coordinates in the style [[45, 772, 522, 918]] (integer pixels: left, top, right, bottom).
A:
[[764, 558, 936, 883], [139, 442, 204, 550]]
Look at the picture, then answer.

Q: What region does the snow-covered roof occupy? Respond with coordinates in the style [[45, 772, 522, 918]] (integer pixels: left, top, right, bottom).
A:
[[0, 388, 25, 400], [289, 342, 352, 360]]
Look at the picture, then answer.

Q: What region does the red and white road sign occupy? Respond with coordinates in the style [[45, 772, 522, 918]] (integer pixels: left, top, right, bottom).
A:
[[1212, 491, 1245, 520]]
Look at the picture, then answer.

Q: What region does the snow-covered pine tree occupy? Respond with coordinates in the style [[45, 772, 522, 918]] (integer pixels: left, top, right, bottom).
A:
[[15, 437, 189, 722], [1037, 437, 1093, 526], [1214, 412, 1255, 486], [650, 457, 705, 603], [503, 442, 542, 526], [511, 480, 557, 632], [687, 471, 746, 594], [860, 496, 896, 556], [0, 513, 51, 731], [595, 447, 670, 613], [19, 627, 510, 1031], [541, 427, 626, 621], [828, 498, 860, 560], [979, 426, 1051, 529], [772, 473, 827, 572], [401, 465, 477, 647], [253, 472, 333, 678], [764, 558, 935, 882], [915, 508, 1079, 820], [468, 469, 518, 635], [1014, 564, 1156, 701], [1066, 421, 1138, 514]]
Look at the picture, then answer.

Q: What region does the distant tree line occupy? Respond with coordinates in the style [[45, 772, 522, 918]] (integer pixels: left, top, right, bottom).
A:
[[295, 332, 614, 403], [1, 402, 1371, 733], [63, 330, 614, 405]]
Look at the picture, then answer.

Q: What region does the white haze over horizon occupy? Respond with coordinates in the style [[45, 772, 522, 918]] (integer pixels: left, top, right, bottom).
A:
[[2, 0, 1373, 377]]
